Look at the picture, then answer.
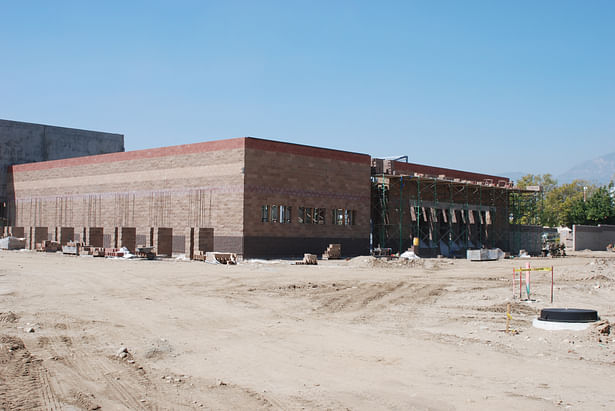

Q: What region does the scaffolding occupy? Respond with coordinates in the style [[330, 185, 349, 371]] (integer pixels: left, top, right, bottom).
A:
[[371, 173, 540, 257]]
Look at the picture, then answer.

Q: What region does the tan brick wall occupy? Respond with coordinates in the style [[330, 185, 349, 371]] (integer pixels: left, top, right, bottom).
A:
[[8, 137, 376, 257], [9, 144, 246, 252]]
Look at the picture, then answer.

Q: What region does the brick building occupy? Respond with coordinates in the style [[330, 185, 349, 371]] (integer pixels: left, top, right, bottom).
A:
[[5, 137, 371, 258], [2, 126, 536, 258]]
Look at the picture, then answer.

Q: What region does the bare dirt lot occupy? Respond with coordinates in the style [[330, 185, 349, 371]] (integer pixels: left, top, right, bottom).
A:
[[1, 250, 614, 410]]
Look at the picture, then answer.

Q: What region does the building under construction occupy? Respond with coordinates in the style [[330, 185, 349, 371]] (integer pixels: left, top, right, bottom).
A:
[[1, 121, 542, 258], [370, 158, 541, 257]]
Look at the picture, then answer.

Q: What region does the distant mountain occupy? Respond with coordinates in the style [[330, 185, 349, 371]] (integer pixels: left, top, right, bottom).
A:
[[558, 152, 615, 186]]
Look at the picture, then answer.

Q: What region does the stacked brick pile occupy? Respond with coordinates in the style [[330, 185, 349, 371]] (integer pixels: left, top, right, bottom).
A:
[[35, 240, 61, 252], [322, 244, 341, 260]]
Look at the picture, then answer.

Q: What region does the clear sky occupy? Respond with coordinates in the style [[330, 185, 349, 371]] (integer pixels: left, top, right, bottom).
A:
[[1, 1, 613, 177]]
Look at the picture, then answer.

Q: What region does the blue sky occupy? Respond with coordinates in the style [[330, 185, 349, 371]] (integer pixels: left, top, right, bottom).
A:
[[1, 1, 613, 177]]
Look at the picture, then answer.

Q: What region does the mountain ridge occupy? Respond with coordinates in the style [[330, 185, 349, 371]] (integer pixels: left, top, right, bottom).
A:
[[498, 152, 615, 187]]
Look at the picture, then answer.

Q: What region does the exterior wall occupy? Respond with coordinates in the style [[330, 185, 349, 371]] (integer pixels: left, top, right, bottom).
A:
[[572, 224, 615, 251], [507, 225, 556, 255], [242, 138, 371, 258], [0, 119, 124, 227], [8, 138, 246, 255]]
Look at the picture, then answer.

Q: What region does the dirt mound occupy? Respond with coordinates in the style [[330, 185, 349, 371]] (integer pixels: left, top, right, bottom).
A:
[[346, 256, 426, 269]]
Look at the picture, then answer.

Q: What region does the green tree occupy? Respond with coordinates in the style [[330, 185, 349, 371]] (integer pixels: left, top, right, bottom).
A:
[[512, 174, 557, 225], [563, 197, 588, 227], [586, 186, 615, 224], [511, 174, 615, 227], [543, 180, 590, 226]]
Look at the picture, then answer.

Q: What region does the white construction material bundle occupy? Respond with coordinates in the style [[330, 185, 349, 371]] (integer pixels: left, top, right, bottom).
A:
[[0, 236, 26, 250]]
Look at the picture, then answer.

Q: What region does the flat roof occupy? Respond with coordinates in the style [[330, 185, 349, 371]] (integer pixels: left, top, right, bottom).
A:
[[0, 118, 123, 138]]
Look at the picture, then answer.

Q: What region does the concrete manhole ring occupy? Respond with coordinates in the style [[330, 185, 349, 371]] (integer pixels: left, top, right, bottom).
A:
[[533, 308, 600, 330]]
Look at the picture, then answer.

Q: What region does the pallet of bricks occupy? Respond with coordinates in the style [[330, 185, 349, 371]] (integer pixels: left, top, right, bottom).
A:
[[35, 240, 61, 252], [135, 246, 156, 260], [81, 245, 106, 257], [104, 248, 125, 257], [295, 253, 318, 265], [62, 241, 81, 255], [322, 244, 341, 260], [193, 250, 206, 261]]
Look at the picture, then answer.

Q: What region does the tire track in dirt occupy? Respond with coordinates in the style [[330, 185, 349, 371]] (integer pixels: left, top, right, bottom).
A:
[[26, 316, 149, 410], [0, 335, 45, 411], [37, 366, 63, 411]]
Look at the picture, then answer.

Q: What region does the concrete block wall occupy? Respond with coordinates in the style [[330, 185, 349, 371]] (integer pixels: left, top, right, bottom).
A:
[[120, 227, 137, 252], [10, 226, 25, 238], [184, 227, 215, 258], [59, 227, 74, 245], [508, 224, 549, 255], [198, 227, 214, 252], [33, 226, 48, 247], [0, 119, 124, 216], [8, 138, 246, 254], [156, 227, 173, 256], [242, 139, 371, 257], [88, 227, 104, 247], [572, 224, 615, 251]]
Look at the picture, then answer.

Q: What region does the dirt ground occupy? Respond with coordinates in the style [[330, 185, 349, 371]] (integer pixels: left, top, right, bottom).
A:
[[0, 250, 614, 410]]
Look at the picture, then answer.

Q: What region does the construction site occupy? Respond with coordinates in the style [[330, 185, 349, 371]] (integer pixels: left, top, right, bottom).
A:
[[1, 120, 613, 410]]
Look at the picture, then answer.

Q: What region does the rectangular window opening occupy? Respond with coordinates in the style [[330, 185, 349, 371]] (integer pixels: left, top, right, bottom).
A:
[[305, 207, 313, 224], [314, 208, 325, 224]]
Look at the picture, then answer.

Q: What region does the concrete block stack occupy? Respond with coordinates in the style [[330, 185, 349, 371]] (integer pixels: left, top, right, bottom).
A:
[[322, 243, 341, 260], [303, 253, 318, 265], [36, 240, 61, 252], [193, 250, 206, 261]]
